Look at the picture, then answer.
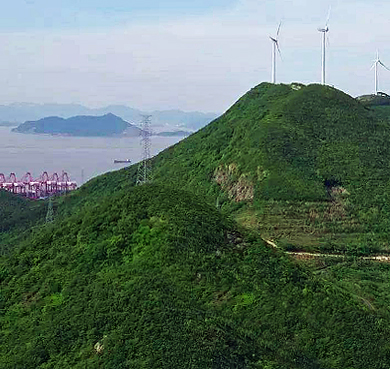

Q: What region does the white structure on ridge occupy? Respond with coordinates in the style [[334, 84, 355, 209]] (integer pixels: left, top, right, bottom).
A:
[[371, 50, 390, 95], [269, 22, 282, 84], [318, 7, 331, 85]]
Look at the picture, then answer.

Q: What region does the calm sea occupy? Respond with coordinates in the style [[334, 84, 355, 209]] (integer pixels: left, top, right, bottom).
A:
[[0, 127, 182, 185]]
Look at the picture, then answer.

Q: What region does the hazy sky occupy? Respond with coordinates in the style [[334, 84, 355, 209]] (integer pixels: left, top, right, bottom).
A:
[[0, 0, 388, 112]]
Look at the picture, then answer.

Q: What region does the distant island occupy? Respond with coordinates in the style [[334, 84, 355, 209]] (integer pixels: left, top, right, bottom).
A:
[[0, 121, 19, 127], [12, 113, 142, 137], [0, 103, 217, 133], [156, 130, 192, 137]]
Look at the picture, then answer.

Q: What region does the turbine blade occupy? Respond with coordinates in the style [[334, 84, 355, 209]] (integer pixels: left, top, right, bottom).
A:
[[276, 42, 282, 60], [326, 5, 332, 27], [370, 62, 376, 71], [276, 21, 282, 37], [379, 61, 390, 72]]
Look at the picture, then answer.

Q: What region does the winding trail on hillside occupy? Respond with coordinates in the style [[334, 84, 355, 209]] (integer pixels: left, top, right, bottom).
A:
[[263, 239, 390, 263]]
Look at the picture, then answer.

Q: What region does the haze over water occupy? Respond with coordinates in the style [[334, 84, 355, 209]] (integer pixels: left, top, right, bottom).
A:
[[0, 127, 182, 186]]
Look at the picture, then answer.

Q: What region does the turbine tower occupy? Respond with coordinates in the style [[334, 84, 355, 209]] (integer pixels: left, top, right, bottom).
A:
[[318, 7, 331, 85], [269, 22, 282, 84], [371, 50, 390, 95]]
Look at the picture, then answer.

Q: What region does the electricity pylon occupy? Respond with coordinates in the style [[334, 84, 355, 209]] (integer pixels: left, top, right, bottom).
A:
[[136, 115, 152, 185], [46, 197, 54, 223]]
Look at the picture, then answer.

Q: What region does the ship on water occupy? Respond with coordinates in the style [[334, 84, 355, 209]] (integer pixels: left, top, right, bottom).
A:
[[113, 159, 132, 164]]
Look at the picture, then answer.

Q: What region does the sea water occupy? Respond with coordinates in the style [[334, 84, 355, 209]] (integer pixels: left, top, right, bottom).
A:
[[0, 127, 182, 186]]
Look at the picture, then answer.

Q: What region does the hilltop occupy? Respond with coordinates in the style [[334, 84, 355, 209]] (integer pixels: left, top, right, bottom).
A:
[[356, 92, 390, 106], [12, 113, 141, 137], [151, 83, 390, 254], [65, 83, 390, 254]]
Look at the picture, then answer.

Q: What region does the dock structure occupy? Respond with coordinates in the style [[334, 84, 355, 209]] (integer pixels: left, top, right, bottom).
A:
[[0, 171, 77, 199]]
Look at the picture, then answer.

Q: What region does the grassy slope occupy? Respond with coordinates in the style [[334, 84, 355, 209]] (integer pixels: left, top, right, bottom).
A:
[[1, 185, 390, 368]]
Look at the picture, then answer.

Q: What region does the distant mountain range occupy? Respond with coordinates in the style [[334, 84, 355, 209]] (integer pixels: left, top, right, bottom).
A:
[[12, 113, 142, 137], [0, 103, 217, 132], [0, 121, 18, 127]]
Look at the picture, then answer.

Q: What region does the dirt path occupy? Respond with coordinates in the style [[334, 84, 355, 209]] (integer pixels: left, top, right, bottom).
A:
[[263, 239, 390, 263]]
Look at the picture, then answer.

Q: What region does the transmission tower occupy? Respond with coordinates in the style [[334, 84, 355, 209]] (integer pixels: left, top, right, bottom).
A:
[[46, 197, 54, 223], [136, 115, 152, 185]]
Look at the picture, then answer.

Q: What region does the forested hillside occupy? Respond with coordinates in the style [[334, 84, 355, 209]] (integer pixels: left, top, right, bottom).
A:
[[3, 83, 390, 368], [60, 83, 390, 254], [0, 191, 45, 232], [1, 185, 390, 368]]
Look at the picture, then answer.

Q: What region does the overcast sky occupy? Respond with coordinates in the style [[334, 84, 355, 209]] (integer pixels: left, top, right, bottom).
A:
[[0, 0, 388, 112]]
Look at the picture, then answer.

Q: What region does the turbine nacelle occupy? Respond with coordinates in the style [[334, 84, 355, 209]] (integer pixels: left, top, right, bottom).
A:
[[317, 26, 329, 33]]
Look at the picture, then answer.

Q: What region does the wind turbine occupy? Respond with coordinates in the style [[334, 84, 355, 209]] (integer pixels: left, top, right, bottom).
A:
[[269, 22, 282, 84], [371, 50, 390, 95], [318, 7, 331, 85]]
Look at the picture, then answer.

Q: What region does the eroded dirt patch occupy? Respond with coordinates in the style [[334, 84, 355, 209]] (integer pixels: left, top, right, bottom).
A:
[[214, 164, 254, 202]]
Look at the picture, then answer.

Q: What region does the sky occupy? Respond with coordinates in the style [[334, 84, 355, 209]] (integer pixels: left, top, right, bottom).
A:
[[0, 0, 389, 112]]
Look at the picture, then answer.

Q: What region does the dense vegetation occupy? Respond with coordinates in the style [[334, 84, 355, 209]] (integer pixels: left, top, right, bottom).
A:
[[58, 83, 390, 254], [2, 185, 390, 368], [151, 83, 390, 253], [356, 92, 390, 107], [13, 113, 141, 137], [0, 191, 45, 233], [3, 83, 390, 367]]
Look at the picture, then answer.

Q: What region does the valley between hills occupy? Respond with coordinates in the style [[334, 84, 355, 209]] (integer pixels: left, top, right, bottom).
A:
[[2, 83, 390, 368]]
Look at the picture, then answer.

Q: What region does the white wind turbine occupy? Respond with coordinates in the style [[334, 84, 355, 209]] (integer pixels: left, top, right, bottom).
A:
[[318, 7, 331, 85], [371, 50, 390, 95], [269, 22, 282, 84]]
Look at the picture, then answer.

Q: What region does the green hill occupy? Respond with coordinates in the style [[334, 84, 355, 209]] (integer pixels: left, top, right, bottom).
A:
[[356, 93, 390, 127], [356, 93, 390, 107], [4, 83, 390, 367], [2, 185, 390, 368], [0, 191, 46, 259], [60, 83, 390, 254], [149, 83, 390, 254], [0, 191, 44, 232]]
